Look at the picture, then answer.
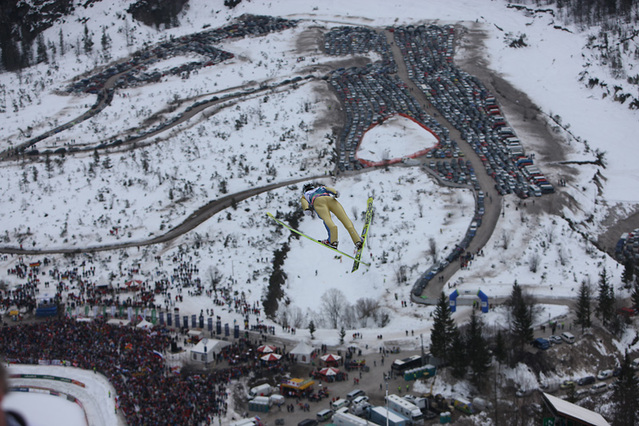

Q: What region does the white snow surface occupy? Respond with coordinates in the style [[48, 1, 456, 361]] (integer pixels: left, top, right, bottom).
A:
[[2, 364, 120, 426], [358, 115, 438, 162], [1, 0, 639, 424]]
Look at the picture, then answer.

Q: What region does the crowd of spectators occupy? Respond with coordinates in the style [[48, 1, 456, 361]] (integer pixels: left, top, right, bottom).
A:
[[0, 317, 266, 425]]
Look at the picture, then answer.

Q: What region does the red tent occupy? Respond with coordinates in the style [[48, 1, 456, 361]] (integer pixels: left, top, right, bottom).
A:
[[320, 354, 341, 365], [260, 353, 282, 362], [318, 367, 340, 376], [257, 345, 277, 354]]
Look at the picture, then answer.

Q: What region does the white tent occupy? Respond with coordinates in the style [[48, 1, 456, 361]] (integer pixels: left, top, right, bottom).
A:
[[107, 318, 130, 327], [290, 341, 315, 364], [190, 339, 231, 363], [136, 319, 153, 330]]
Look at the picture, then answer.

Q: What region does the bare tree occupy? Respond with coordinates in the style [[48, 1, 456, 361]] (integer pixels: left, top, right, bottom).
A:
[[557, 246, 567, 266], [545, 224, 555, 244], [277, 305, 305, 329], [502, 230, 512, 250], [429, 237, 437, 262], [355, 297, 380, 320], [394, 265, 408, 285], [321, 288, 346, 329], [205, 266, 222, 294], [529, 252, 540, 273], [342, 304, 357, 329]]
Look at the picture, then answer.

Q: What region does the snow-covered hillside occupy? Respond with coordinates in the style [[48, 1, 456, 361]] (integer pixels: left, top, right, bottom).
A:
[[0, 0, 638, 359]]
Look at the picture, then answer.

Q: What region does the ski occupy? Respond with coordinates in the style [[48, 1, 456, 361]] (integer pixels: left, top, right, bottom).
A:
[[352, 197, 374, 272], [266, 212, 371, 267]]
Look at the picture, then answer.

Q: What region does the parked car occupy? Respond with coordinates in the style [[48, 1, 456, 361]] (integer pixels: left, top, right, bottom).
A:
[[590, 383, 608, 394], [532, 338, 550, 350], [560, 380, 575, 390], [561, 332, 575, 344], [316, 409, 333, 422], [577, 376, 596, 386], [549, 335, 563, 345], [597, 370, 613, 380], [351, 395, 369, 406], [516, 388, 535, 398]]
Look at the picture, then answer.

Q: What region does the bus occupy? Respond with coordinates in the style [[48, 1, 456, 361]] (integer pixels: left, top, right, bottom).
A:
[[391, 354, 423, 374]]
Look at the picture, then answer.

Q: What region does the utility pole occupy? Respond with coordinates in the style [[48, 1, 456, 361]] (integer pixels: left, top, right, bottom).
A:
[[385, 381, 389, 426]]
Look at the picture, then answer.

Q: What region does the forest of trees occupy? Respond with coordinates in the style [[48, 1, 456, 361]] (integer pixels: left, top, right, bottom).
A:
[[427, 268, 639, 425], [514, 0, 638, 24]]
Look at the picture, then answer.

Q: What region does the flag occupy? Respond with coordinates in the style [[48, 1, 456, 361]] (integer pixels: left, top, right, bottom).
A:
[[152, 350, 164, 360]]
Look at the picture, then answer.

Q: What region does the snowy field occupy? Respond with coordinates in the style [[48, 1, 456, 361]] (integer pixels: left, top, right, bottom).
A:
[[1, 0, 639, 423]]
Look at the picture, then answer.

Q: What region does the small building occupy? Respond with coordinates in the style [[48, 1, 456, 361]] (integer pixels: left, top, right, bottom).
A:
[[289, 341, 315, 364], [541, 392, 610, 426], [280, 378, 314, 397], [190, 338, 231, 363]]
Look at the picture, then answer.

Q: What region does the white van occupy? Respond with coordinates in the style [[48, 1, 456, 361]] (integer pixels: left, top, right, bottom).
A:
[[346, 389, 365, 402], [331, 398, 349, 411], [590, 382, 607, 394], [561, 332, 575, 344], [249, 383, 272, 398], [316, 408, 333, 422]]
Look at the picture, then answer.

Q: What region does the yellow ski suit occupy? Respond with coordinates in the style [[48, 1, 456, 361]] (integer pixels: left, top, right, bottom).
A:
[[301, 186, 361, 245]]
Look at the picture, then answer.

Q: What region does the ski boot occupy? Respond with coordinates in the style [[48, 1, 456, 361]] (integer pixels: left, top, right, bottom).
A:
[[319, 239, 338, 249]]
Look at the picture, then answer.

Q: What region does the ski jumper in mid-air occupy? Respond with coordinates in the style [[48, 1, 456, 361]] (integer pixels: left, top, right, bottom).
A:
[[301, 183, 363, 250]]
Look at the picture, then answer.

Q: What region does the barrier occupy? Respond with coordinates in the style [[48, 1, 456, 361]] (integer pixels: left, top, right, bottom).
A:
[[355, 113, 441, 167]]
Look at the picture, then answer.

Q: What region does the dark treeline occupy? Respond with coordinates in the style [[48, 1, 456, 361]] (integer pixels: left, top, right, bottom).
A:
[[511, 0, 638, 25]]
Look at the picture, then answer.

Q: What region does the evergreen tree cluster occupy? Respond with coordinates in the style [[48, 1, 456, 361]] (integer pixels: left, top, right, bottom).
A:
[[611, 352, 639, 426], [127, 0, 189, 29], [0, 0, 73, 71], [429, 293, 491, 386], [515, 0, 638, 24]]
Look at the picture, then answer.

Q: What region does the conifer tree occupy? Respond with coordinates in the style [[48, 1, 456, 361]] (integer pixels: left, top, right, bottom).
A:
[[611, 352, 639, 426], [596, 268, 615, 326], [632, 283, 639, 313], [508, 281, 534, 355], [466, 308, 491, 387], [449, 330, 466, 379], [575, 280, 592, 332], [308, 320, 316, 339], [59, 28, 65, 56], [493, 330, 507, 365], [36, 33, 48, 64], [83, 24, 94, 53], [622, 258, 635, 287], [430, 292, 457, 360]]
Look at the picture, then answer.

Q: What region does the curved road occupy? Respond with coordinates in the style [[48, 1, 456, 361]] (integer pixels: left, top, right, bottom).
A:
[[380, 29, 503, 303], [0, 176, 320, 255]]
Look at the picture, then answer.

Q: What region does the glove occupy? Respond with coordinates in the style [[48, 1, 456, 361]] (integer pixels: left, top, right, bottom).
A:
[[304, 210, 312, 216]]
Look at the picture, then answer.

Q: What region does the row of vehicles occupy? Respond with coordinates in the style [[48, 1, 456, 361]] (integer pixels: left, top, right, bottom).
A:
[[532, 331, 575, 350], [393, 25, 554, 200], [314, 386, 432, 425]]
